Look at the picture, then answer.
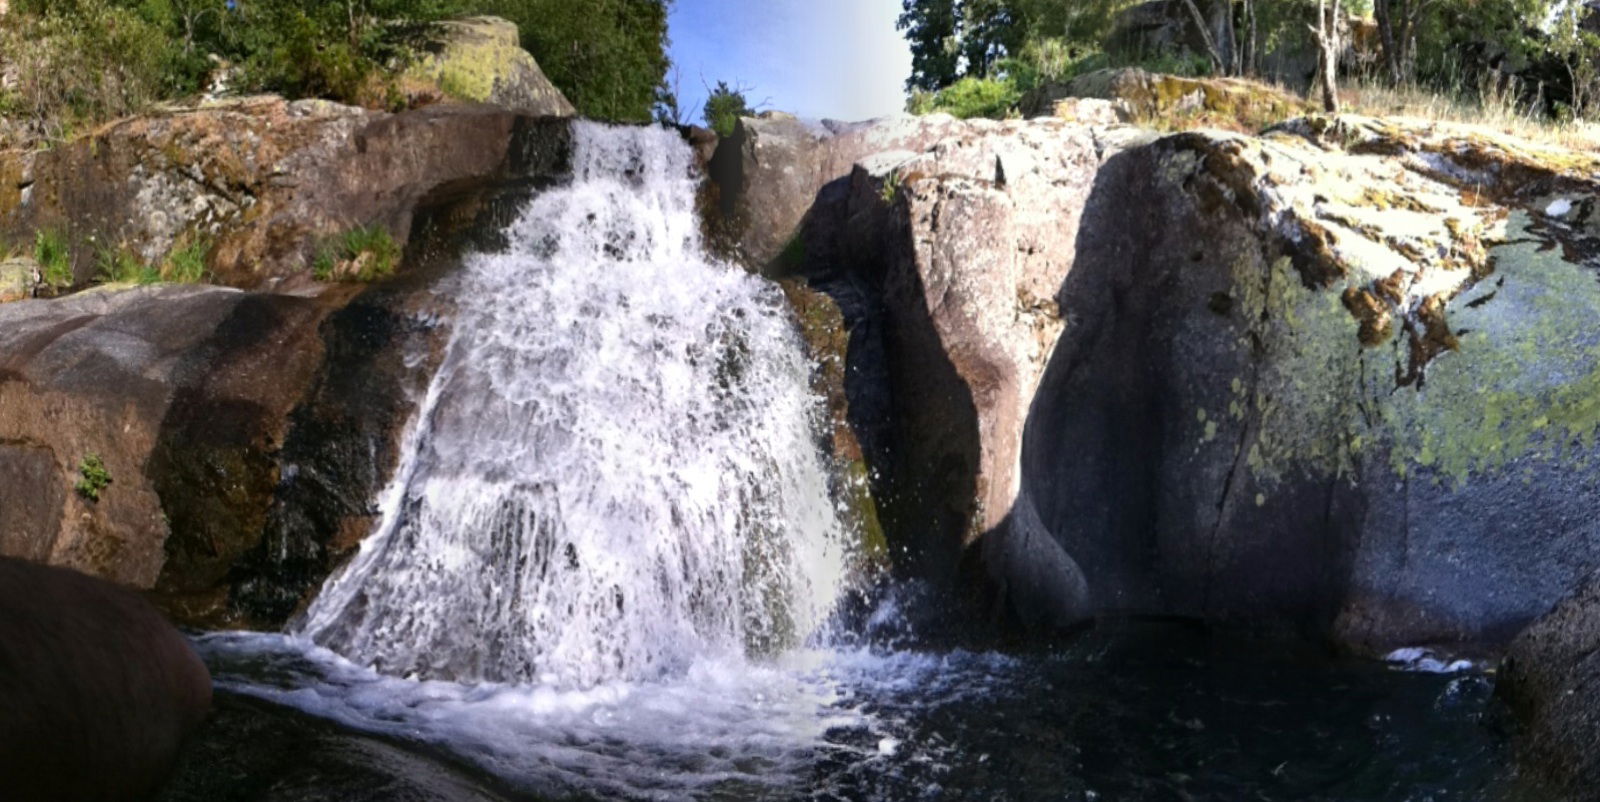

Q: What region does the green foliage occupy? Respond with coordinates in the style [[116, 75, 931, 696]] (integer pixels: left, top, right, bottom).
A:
[[162, 238, 210, 283], [75, 454, 112, 502], [908, 75, 1022, 119], [1128, 50, 1215, 78], [2, 0, 676, 141], [313, 225, 401, 282], [96, 244, 161, 285], [900, 0, 1020, 91], [477, 0, 673, 122], [880, 171, 904, 204], [212, 0, 465, 106], [34, 230, 72, 289], [0, 1, 197, 144], [703, 81, 755, 137], [897, 0, 1600, 123]]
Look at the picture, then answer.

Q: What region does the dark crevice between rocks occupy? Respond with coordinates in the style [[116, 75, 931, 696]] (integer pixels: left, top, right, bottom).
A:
[[742, 159, 1003, 647]]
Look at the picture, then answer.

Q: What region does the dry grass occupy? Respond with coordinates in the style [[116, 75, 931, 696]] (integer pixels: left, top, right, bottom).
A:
[[1340, 77, 1600, 150]]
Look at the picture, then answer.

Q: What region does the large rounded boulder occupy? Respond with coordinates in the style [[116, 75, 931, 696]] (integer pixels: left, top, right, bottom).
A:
[[0, 557, 212, 801]]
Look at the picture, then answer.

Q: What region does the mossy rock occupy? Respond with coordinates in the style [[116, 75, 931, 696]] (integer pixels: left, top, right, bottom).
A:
[[1063, 68, 1310, 133], [405, 16, 575, 117], [0, 255, 36, 302]]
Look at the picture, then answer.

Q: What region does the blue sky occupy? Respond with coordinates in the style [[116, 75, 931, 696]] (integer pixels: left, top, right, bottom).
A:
[[667, 0, 913, 124]]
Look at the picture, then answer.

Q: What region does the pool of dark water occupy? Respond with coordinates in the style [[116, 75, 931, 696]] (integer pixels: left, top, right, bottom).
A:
[[169, 618, 1540, 802], [809, 622, 1530, 802]]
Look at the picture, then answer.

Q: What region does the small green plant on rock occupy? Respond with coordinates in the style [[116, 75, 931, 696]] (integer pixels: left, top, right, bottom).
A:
[[313, 225, 401, 283], [34, 229, 72, 289], [75, 454, 111, 502], [880, 171, 904, 205], [95, 244, 160, 285], [162, 239, 210, 284]]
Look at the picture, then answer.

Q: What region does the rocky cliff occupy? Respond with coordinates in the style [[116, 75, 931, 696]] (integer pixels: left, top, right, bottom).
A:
[[709, 109, 1600, 655]]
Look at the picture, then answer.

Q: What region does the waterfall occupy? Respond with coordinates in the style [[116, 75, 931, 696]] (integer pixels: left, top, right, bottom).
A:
[[297, 122, 851, 689]]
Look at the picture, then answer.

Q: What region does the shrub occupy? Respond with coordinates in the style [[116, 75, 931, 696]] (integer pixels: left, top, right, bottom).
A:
[[0, 1, 198, 146], [703, 81, 755, 137], [1006, 38, 1107, 92], [908, 76, 1022, 119], [34, 230, 72, 288], [75, 454, 112, 502]]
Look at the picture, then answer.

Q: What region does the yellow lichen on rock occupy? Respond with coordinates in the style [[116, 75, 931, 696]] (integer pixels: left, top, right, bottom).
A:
[[1058, 68, 1311, 133], [403, 16, 575, 117], [1165, 114, 1600, 490]]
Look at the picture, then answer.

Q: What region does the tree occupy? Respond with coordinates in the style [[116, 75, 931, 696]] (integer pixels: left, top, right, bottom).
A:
[[702, 80, 754, 137], [1374, 0, 1431, 83], [900, 0, 963, 91]]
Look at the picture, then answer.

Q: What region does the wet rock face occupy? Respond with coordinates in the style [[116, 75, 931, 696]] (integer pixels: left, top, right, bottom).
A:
[[0, 113, 570, 628], [0, 286, 346, 621], [0, 99, 571, 292], [156, 693, 512, 802], [1025, 117, 1600, 647], [0, 557, 212, 802], [0, 261, 482, 629]]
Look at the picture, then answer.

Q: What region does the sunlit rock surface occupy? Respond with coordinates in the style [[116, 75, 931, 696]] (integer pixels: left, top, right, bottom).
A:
[[0, 98, 572, 293], [754, 110, 1600, 646], [403, 16, 575, 117]]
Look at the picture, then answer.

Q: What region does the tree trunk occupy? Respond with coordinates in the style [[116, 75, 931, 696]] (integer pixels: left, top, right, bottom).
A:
[[1244, 0, 1259, 76], [1182, 0, 1229, 75], [1313, 0, 1343, 112], [1374, 0, 1400, 83]]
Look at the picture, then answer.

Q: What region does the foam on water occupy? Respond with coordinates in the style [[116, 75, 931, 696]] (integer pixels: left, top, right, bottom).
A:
[[297, 122, 851, 689], [196, 632, 897, 799]]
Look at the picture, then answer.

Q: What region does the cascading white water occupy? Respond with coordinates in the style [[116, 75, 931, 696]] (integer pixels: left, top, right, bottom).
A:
[[298, 122, 852, 688]]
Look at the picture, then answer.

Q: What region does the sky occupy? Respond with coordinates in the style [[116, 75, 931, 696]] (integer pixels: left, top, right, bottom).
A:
[[667, 0, 914, 124]]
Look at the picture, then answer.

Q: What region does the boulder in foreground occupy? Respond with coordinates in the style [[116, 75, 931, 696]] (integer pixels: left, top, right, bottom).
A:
[[0, 557, 212, 802]]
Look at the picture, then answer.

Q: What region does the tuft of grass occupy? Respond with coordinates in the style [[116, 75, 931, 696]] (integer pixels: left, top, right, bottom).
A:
[[75, 454, 112, 502], [880, 171, 903, 205], [312, 225, 401, 283], [162, 239, 210, 284], [34, 229, 72, 289], [95, 245, 160, 286]]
